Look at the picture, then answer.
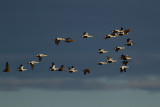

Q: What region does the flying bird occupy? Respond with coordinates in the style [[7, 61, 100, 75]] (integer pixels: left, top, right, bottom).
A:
[[54, 37, 65, 45], [35, 54, 47, 62], [82, 32, 93, 38], [83, 68, 92, 75], [121, 60, 132, 66], [49, 62, 58, 71], [104, 33, 118, 39], [2, 62, 12, 72], [97, 61, 107, 65], [112, 27, 124, 33], [120, 54, 132, 60], [17, 64, 27, 71], [57, 65, 66, 71], [68, 66, 78, 73], [64, 38, 76, 43], [106, 56, 116, 63], [114, 27, 132, 36], [28, 61, 39, 70], [114, 46, 125, 52], [125, 38, 134, 46], [122, 29, 133, 35], [120, 66, 129, 73], [97, 49, 108, 54]]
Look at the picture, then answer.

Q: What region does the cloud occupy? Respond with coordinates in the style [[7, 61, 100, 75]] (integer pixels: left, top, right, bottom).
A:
[[0, 75, 160, 91]]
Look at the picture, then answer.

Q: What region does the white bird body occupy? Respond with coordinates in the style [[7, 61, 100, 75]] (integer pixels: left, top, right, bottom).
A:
[[29, 61, 39, 64], [49, 63, 58, 71], [120, 66, 129, 72], [68, 66, 78, 73], [98, 49, 108, 54], [54, 38, 65, 40], [106, 56, 116, 63], [18, 65, 27, 71], [82, 32, 93, 38], [97, 62, 107, 65]]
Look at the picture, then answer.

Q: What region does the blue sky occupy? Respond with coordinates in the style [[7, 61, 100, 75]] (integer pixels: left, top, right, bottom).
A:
[[0, 0, 160, 106]]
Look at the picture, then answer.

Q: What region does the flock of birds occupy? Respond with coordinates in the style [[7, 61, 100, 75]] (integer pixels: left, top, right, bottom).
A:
[[2, 27, 135, 74]]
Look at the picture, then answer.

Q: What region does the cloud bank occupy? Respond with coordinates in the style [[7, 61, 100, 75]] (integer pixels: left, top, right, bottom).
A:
[[0, 75, 160, 91]]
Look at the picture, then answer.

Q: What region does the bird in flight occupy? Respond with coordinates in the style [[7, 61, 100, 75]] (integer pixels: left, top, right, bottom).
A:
[[97, 49, 108, 54], [125, 38, 134, 46], [57, 65, 66, 71], [54, 37, 65, 45], [120, 66, 129, 73], [64, 38, 76, 43], [114, 46, 125, 52], [97, 61, 107, 65], [17, 64, 27, 71], [28, 61, 39, 70], [82, 32, 93, 38], [2, 62, 12, 72], [49, 62, 58, 71], [35, 54, 47, 62], [104, 33, 118, 39], [83, 68, 92, 75], [120, 54, 132, 60], [68, 66, 78, 73], [121, 60, 132, 66], [106, 56, 116, 63]]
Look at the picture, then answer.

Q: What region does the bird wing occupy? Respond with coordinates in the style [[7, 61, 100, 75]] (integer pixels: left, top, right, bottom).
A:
[[120, 68, 123, 73], [31, 64, 34, 70], [115, 47, 119, 52], [83, 32, 88, 35], [58, 65, 64, 71], [38, 56, 42, 62], [66, 38, 71, 41], [71, 66, 74, 68], [19, 64, 23, 69], [84, 69, 90, 72], [5, 62, 9, 70], [107, 56, 112, 60], [125, 29, 133, 34], [127, 38, 132, 43], [120, 27, 124, 30], [55, 39, 60, 45], [52, 62, 55, 66], [124, 68, 126, 72]]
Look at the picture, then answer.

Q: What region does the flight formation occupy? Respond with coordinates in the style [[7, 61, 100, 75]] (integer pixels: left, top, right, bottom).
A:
[[2, 27, 134, 74]]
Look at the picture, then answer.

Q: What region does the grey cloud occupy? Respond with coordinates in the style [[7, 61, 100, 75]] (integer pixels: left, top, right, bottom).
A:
[[0, 75, 160, 91]]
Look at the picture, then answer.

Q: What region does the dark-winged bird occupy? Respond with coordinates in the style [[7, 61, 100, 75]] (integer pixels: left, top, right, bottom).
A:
[[2, 62, 11, 72]]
